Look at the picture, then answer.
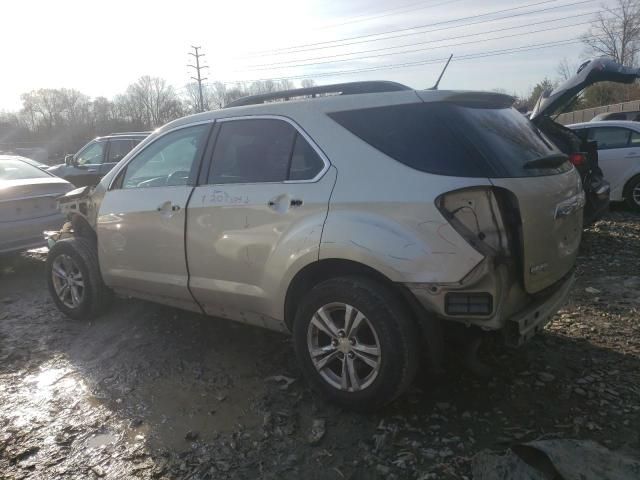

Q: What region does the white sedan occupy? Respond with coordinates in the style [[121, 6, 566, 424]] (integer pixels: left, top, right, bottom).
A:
[[568, 120, 640, 210]]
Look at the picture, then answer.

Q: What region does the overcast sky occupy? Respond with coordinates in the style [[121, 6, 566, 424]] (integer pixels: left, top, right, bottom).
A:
[[0, 0, 612, 111]]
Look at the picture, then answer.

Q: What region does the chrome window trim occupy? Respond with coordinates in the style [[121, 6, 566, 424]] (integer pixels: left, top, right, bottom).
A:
[[212, 114, 331, 184], [107, 120, 214, 191]]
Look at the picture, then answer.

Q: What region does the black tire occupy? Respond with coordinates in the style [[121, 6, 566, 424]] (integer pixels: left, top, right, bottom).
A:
[[46, 236, 112, 320], [292, 276, 420, 411], [624, 175, 640, 211]]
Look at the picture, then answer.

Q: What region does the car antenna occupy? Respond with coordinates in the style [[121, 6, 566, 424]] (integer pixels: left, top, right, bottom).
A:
[[429, 54, 453, 90]]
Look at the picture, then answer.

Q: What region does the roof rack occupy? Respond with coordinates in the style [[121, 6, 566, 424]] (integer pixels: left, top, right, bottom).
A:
[[224, 81, 412, 108], [108, 131, 152, 136]]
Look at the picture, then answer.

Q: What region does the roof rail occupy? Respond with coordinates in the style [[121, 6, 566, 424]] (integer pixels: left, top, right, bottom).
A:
[[224, 81, 412, 108], [108, 131, 152, 136]]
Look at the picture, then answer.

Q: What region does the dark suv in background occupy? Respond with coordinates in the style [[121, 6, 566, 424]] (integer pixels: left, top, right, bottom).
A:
[[47, 132, 149, 187]]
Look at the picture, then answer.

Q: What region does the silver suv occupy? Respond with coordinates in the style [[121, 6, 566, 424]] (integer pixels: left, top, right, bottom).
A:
[[46, 81, 583, 410]]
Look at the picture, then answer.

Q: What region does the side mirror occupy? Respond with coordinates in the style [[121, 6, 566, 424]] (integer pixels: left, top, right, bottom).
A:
[[64, 154, 75, 166]]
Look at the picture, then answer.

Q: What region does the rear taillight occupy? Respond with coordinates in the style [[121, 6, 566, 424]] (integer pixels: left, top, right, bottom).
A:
[[569, 152, 586, 166], [436, 187, 510, 256]]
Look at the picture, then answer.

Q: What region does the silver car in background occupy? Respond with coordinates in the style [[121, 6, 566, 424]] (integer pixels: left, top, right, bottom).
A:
[[0, 155, 73, 254], [46, 81, 584, 410]]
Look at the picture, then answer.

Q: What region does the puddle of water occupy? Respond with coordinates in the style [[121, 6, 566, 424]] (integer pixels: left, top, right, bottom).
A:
[[86, 433, 118, 448], [13, 365, 88, 428]]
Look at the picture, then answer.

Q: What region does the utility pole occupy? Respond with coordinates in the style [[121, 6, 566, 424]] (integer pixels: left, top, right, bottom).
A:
[[187, 46, 208, 112]]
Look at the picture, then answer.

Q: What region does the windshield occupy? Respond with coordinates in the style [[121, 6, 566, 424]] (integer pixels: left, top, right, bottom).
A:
[[329, 103, 571, 178], [0, 158, 52, 181]]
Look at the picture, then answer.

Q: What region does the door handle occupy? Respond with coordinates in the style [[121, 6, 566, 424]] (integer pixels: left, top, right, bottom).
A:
[[87, 169, 98, 173], [156, 201, 180, 212]]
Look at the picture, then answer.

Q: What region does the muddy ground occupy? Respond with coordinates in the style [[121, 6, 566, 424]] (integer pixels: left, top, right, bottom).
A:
[[1, 209, 639, 479]]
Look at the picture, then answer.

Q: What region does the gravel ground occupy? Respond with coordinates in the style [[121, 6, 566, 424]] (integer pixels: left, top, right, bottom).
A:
[[0, 209, 639, 479]]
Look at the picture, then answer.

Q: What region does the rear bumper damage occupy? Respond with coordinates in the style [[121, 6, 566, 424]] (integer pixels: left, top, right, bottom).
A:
[[405, 262, 575, 347], [503, 271, 574, 347]]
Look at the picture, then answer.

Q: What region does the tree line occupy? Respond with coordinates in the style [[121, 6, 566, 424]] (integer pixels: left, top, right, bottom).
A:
[[0, 77, 315, 161]]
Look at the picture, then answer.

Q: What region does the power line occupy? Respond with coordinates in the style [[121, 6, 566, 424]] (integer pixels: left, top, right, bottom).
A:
[[219, 35, 598, 85], [187, 46, 209, 112], [235, 0, 603, 60], [242, 0, 593, 57], [240, 15, 599, 71], [311, 0, 465, 31]]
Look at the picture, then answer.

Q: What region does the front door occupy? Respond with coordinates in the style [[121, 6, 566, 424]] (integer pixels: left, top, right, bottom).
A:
[[68, 141, 106, 187], [97, 124, 210, 310], [186, 118, 335, 325]]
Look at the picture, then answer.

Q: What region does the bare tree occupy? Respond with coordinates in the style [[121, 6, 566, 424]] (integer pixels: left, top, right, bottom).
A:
[[582, 0, 640, 65], [301, 79, 316, 88], [556, 57, 579, 81], [125, 76, 184, 128]]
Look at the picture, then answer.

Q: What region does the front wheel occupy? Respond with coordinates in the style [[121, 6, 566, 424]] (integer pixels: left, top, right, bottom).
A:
[[293, 276, 419, 411], [46, 237, 112, 320]]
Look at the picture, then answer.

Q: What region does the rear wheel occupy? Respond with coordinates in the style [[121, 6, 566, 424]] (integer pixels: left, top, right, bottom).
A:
[[624, 175, 640, 211], [293, 276, 419, 411], [46, 237, 112, 319]]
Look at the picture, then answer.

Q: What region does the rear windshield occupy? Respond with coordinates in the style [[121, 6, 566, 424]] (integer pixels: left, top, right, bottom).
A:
[[328, 103, 571, 177], [0, 158, 51, 180]]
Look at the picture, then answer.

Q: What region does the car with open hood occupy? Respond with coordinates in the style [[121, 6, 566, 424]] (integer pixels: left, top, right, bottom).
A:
[[45, 81, 583, 410], [530, 56, 640, 222]]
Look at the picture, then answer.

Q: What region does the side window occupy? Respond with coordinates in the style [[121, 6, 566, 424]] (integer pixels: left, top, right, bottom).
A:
[[630, 131, 640, 146], [289, 133, 325, 180], [121, 125, 208, 189], [107, 140, 135, 163], [209, 119, 296, 184], [588, 127, 631, 149], [76, 142, 105, 165]]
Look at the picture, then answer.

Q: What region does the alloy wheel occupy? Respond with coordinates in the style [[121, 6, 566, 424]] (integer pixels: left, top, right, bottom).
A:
[[51, 254, 85, 309], [307, 302, 381, 392]]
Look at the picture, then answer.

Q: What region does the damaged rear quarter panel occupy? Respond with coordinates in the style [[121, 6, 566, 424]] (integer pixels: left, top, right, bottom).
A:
[[320, 206, 484, 283]]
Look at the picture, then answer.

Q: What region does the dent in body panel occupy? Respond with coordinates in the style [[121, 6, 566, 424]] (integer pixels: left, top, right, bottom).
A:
[[319, 206, 484, 283]]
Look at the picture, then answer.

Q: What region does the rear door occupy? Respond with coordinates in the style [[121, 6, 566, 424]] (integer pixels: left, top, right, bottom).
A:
[[97, 123, 211, 310], [587, 126, 639, 199], [186, 117, 334, 323], [102, 139, 135, 179]]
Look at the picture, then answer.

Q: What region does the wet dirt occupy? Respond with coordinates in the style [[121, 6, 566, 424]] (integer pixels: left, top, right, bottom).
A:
[[0, 210, 639, 479]]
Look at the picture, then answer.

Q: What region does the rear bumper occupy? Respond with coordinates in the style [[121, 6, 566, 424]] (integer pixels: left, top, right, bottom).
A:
[[503, 271, 575, 347], [0, 213, 66, 254], [406, 263, 575, 347]]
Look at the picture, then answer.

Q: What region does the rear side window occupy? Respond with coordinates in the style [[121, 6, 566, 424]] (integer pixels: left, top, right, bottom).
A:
[[329, 103, 569, 178], [588, 127, 631, 149], [289, 134, 325, 180], [108, 140, 135, 163], [208, 119, 324, 184]]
